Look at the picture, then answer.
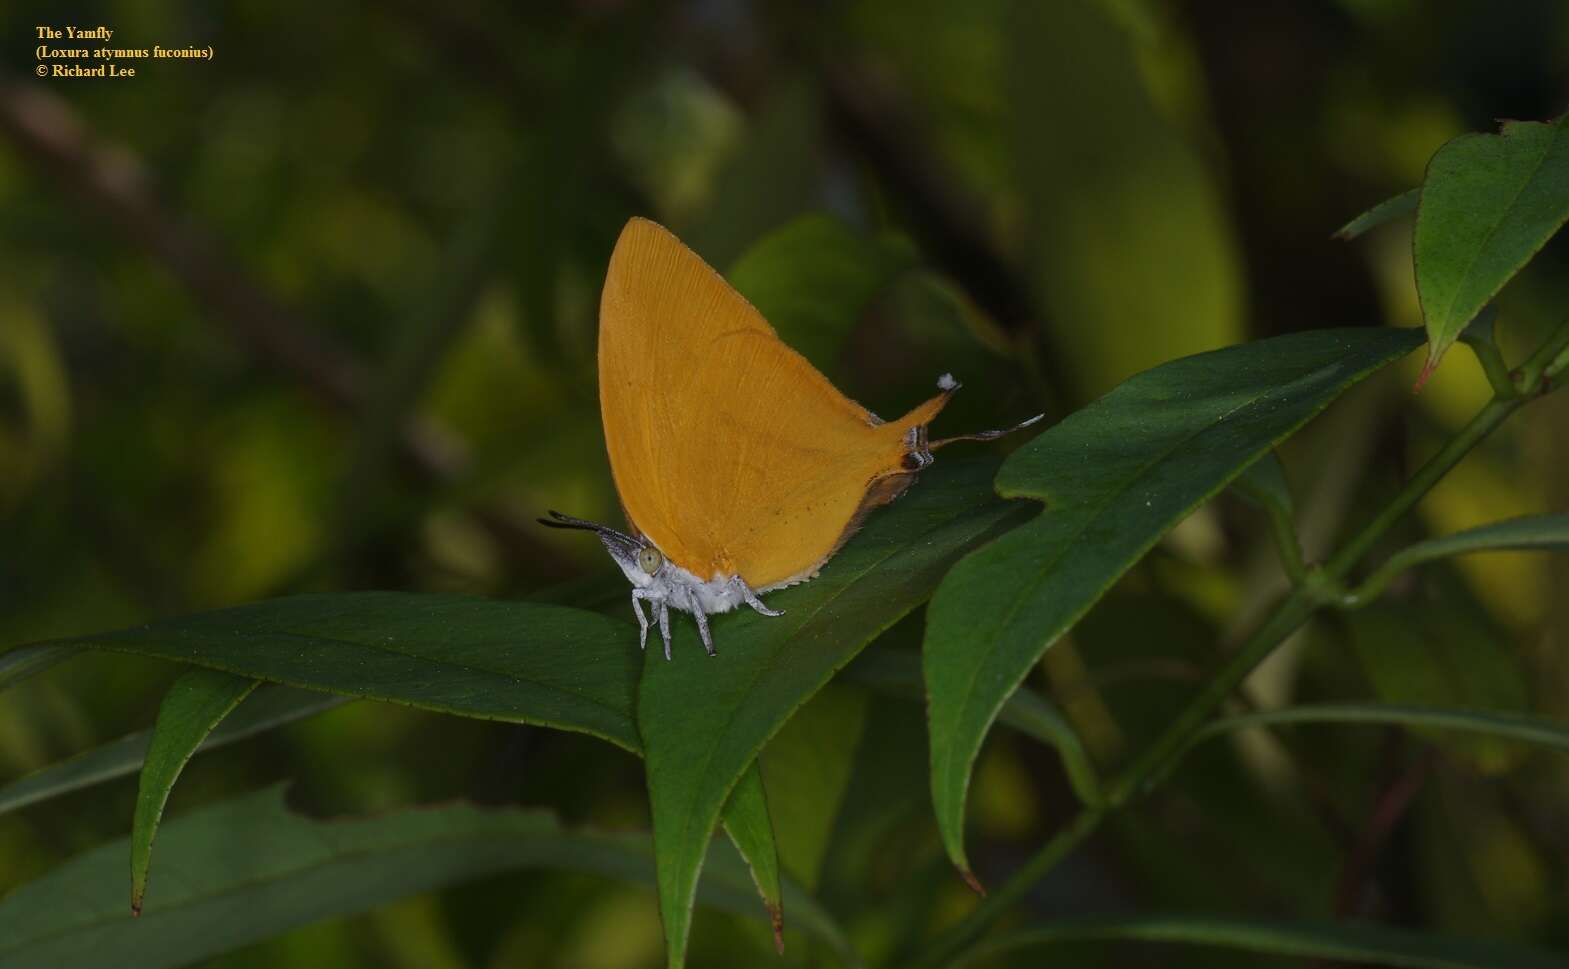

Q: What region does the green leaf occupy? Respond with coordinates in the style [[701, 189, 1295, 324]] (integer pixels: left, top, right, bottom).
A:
[[15, 595, 787, 937], [1233, 451, 1305, 582], [1352, 514, 1569, 603], [636, 457, 1026, 968], [1345, 602, 1529, 771], [0, 687, 344, 818], [1137, 698, 1569, 808], [727, 215, 918, 373], [925, 326, 1424, 878], [843, 648, 1102, 807], [1193, 703, 1569, 757], [758, 685, 869, 893], [1415, 115, 1569, 382], [1333, 188, 1419, 240], [718, 764, 784, 953], [814, 694, 932, 919], [22, 592, 643, 751], [0, 643, 76, 692], [956, 914, 1568, 969], [0, 785, 858, 969], [131, 669, 260, 914], [1232, 450, 1295, 520]]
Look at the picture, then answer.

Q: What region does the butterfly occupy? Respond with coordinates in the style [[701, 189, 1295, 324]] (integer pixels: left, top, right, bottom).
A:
[[543, 218, 1039, 659]]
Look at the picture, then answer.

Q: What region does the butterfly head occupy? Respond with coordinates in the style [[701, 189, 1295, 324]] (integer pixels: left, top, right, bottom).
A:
[[538, 510, 669, 591]]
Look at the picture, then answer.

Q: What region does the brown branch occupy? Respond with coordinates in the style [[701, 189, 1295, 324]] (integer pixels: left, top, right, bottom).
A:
[[0, 80, 571, 579], [1334, 738, 1434, 918]]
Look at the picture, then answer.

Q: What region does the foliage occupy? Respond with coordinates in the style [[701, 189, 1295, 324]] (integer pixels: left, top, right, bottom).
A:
[[3, 2, 1569, 968]]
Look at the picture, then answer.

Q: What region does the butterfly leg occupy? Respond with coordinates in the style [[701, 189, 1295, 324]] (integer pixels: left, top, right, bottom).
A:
[[630, 590, 651, 651], [693, 606, 716, 657], [657, 602, 673, 661], [733, 576, 783, 618]]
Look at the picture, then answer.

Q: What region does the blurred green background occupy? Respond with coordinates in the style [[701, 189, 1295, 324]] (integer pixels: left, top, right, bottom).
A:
[[3, 1, 1569, 966]]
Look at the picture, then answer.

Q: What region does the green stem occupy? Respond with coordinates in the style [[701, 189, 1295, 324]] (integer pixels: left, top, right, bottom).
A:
[[1462, 331, 1516, 399], [1549, 342, 1569, 382], [1524, 315, 1569, 387], [1110, 390, 1525, 806], [919, 313, 1569, 966], [1232, 460, 1306, 584], [1336, 556, 1416, 609], [1106, 590, 1320, 805], [1264, 502, 1309, 585], [1322, 397, 1520, 577]]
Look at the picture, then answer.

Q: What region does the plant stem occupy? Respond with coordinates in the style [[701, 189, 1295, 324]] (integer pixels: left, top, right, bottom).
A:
[[918, 314, 1569, 967], [1106, 590, 1320, 804], [1521, 313, 1569, 389], [1550, 343, 1569, 382], [1264, 501, 1309, 585], [1322, 397, 1520, 577], [1462, 330, 1516, 399], [1110, 387, 1525, 805]]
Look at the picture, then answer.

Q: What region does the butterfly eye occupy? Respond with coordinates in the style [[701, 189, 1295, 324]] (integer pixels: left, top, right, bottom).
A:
[[638, 547, 663, 575]]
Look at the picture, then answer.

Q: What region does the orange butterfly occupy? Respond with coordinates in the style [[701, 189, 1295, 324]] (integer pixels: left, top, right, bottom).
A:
[[544, 218, 1039, 659]]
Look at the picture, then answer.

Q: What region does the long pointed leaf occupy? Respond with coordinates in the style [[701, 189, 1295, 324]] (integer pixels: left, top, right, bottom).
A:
[[0, 643, 77, 692], [843, 649, 1101, 807], [22, 593, 643, 751], [13, 595, 791, 936], [0, 687, 345, 818], [130, 670, 259, 914], [0, 785, 856, 969], [637, 457, 1026, 967], [1334, 188, 1418, 241], [956, 914, 1566, 969], [1192, 703, 1569, 758], [719, 764, 784, 953], [1415, 115, 1569, 380], [925, 327, 1424, 878], [1137, 701, 1569, 794], [1232, 450, 1295, 520], [1354, 513, 1569, 602], [759, 685, 869, 892]]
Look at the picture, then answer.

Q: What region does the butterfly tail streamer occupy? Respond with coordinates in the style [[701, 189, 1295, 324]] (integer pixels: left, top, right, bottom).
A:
[[929, 412, 1045, 449]]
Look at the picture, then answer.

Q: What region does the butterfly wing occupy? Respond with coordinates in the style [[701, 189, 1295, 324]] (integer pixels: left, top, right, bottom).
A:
[[598, 218, 947, 589]]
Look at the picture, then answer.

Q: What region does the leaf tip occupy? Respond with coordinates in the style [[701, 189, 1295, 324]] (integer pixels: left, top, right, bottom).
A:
[[768, 901, 784, 954], [1413, 354, 1439, 393], [959, 867, 987, 897], [130, 896, 143, 918]]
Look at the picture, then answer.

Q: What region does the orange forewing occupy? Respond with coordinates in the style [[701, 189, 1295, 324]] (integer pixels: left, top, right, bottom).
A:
[[597, 218, 949, 590]]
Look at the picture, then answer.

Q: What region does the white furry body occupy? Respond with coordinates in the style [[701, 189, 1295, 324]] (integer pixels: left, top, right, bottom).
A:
[[615, 552, 781, 659], [617, 558, 746, 616]]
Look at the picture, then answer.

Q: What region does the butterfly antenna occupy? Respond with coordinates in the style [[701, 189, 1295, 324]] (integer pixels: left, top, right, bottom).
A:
[[537, 510, 607, 532]]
